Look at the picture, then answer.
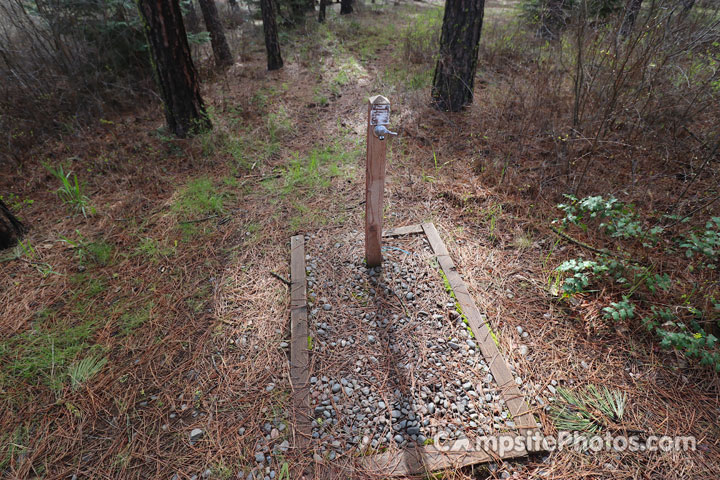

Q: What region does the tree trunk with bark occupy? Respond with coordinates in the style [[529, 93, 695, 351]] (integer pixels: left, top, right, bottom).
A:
[[431, 0, 485, 112], [260, 0, 283, 70], [319, 0, 326, 22], [0, 199, 25, 250], [136, 0, 211, 137], [340, 0, 353, 15], [198, 0, 233, 68]]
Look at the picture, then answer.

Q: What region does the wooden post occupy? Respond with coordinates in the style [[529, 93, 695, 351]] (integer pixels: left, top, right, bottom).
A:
[[365, 95, 391, 268]]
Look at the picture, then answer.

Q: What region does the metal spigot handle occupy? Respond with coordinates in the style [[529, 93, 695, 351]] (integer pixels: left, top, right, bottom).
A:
[[373, 125, 398, 140]]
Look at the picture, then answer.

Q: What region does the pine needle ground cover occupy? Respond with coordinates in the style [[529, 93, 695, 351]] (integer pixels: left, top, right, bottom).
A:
[[1, 1, 719, 478]]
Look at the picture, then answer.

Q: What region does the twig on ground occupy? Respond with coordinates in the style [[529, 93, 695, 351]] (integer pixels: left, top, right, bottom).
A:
[[271, 271, 291, 286], [179, 214, 218, 224], [549, 226, 640, 264]]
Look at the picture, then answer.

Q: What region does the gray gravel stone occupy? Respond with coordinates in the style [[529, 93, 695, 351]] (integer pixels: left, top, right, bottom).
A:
[[189, 428, 204, 444]]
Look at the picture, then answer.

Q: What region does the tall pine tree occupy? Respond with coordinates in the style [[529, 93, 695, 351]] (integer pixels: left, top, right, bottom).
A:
[[136, 0, 211, 137], [431, 0, 485, 112], [198, 0, 233, 68]]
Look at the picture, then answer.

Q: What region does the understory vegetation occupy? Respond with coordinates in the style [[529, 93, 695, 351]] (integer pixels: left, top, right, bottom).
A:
[[1, 0, 719, 478]]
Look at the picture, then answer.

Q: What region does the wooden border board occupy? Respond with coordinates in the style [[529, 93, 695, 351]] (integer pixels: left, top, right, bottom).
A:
[[357, 434, 528, 476], [290, 235, 313, 475], [420, 223, 538, 435], [382, 223, 424, 237], [291, 224, 541, 478]]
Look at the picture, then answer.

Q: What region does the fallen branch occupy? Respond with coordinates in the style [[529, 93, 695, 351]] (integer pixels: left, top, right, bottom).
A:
[[549, 226, 640, 265], [179, 215, 218, 225], [271, 271, 291, 286]]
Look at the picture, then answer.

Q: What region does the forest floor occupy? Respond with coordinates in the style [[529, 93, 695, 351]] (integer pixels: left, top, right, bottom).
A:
[[1, 1, 719, 479]]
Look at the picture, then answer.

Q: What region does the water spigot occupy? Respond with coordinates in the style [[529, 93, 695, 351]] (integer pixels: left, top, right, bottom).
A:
[[373, 125, 398, 140]]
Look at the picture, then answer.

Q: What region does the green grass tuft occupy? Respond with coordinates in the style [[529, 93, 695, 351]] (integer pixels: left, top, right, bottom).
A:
[[119, 302, 153, 336], [174, 177, 225, 219], [68, 354, 107, 391], [0, 318, 98, 390]]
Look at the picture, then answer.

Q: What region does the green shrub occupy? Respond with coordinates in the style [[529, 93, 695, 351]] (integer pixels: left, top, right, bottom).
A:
[[553, 195, 720, 371]]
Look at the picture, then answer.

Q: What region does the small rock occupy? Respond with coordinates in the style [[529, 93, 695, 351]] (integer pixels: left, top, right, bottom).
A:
[[189, 428, 204, 444], [255, 452, 266, 463], [323, 304, 332, 311]]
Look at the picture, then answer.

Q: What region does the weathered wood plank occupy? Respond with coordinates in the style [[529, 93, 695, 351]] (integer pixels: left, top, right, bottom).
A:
[[382, 224, 424, 237], [357, 437, 528, 477], [421, 223, 538, 433], [365, 95, 389, 267], [290, 235, 312, 461]]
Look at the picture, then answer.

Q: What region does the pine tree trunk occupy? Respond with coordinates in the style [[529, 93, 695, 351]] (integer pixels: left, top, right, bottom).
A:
[[260, 0, 283, 70], [136, 0, 211, 137], [340, 0, 353, 15], [198, 0, 233, 68], [431, 0, 485, 112], [620, 0, 643, 37], [319, 0, 326, 22], [0, 199, 25, 250]]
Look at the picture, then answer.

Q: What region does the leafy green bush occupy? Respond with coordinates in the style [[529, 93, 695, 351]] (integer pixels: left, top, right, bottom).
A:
[[553, 195, 720, 371], [678, 217, 720, 268], [557, 194, 661, 244], [555, 258, 609, 294]]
